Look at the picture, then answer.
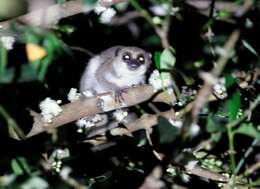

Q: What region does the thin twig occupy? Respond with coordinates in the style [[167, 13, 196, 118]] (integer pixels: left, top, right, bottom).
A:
[[192, 29, 240, 120], [244, 161, 260, 177], [235, 139, 259, 175], [227, 94, 260, 129], [129, 0, 171, 48], [0, 105, 26, 140]]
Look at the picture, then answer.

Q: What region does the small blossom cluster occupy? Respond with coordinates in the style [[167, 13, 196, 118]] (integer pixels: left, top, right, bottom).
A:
[[39, 98, 62, 123], [67, 88, 81, 102], [0, 35, 15, 50], [149, 70, 172, 92], [113, 109, 128, 122], [94, 4, 116, 24], [76, 114, 104, 133], [212, 78, 227, 99]]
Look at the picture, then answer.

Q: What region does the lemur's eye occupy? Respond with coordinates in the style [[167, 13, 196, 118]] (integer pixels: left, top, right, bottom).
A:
[[122, 52, 131, 61], [137, 54, 145, 63]]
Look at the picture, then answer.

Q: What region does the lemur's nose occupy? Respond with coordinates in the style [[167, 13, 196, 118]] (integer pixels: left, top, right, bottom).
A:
[[127, 60, 140, 70]]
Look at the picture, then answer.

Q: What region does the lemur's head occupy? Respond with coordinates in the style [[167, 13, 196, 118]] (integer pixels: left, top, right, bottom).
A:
[[112, 46, 152, 76]]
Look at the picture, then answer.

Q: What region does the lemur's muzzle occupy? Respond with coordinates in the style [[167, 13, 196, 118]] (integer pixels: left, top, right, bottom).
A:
[[127, 60, 141, 70]]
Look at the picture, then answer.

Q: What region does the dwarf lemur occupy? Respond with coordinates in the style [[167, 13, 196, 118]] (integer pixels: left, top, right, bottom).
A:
[[80, 46, 151, 95], [79, 46, 151, 134]]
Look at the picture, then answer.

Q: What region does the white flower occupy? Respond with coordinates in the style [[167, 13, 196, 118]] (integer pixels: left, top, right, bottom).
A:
[[113, 109, 128, 122], [76, 118, 95, 129], [149, 70, 162, 91], [67, 88, 81, 102], [100, 8, 116, 23], [0, 36, 15, 50], [54, 148, 70, 160], [94, 5, 107, 15], [92, 114, 103, 122], [149, 70, 173, 92], [213, 78, 227, 99], [75, 114, 105, 132], [93, 3, 116, 24], [39, 98, 62, 123]]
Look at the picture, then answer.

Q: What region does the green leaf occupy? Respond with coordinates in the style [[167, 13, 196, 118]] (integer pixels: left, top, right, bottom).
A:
[[58, 25, 76, 35], [211, 132, 223, 142], [218, 10, 231, 18], [38, 57, 52, 81], [160, 72, 172, 83], [157, 117, 179, 145], [18, 64, 38, 82], [154, 52, 161, 69], [23, 31, 40, 44], [0, 67, 14, 83], [225, 74, 236, 88], [160, 48, 176, 70], [228, 90, 241, 121], [234, 123, 260, 139], [0, 47, 8, 77], [57, 0, 67, 3], [11, 157, 31, 176], [11, 159, 24, 176]]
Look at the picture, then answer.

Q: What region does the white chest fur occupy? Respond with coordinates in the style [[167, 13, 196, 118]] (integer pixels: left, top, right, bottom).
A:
[[105, 72, 144, 88]]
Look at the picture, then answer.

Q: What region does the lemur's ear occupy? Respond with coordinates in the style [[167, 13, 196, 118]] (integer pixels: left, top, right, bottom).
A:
[[115, 46, 123, 56], [147, 53, 152, 66]]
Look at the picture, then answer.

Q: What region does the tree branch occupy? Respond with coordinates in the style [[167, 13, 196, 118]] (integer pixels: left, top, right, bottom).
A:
[[0, 0, 84, 29], [110, 110, 175, 136], [0, 0, 130, 29], [27, 85, 176, 138]]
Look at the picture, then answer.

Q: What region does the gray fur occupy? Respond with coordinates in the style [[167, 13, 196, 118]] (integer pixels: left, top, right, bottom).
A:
[[80, 46, 151, 94]]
